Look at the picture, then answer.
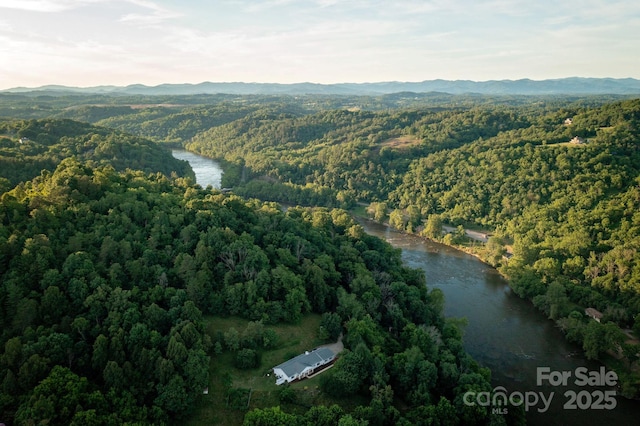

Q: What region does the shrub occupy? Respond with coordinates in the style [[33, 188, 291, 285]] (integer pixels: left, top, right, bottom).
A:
[[278, 385, 297, 403], [234, 348, 260, 369]]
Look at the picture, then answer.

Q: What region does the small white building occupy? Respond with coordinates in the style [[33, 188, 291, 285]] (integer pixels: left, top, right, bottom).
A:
[[273, 347, 335, 385], [570, 136, 586, 145], [585, 307, 603, 323]]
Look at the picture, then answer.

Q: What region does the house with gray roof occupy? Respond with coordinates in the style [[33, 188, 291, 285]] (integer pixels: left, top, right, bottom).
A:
[[585, 307, 603, 322], [273, 347, 336, 385]]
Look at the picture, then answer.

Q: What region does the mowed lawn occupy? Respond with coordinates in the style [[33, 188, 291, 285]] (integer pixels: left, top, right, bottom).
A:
[[187, 313, 346, 426]]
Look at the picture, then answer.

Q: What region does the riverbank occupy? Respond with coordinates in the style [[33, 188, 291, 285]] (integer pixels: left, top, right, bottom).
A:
[[351, 207, 505, 273], [355, 212, 640, 401]]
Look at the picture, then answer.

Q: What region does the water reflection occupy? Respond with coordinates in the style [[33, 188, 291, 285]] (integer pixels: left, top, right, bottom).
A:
[[171, 150, 223, 189]]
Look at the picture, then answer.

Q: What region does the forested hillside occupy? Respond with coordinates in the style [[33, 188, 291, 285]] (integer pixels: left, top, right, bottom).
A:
[[0, 116, 501, 423], [60, 103, 264, 145], [0, 119, 193, 188], [185, 105, 536, 203], [183, 97, 640, 395], [2, 91, 640, 423], [4, 91, 604, 144]]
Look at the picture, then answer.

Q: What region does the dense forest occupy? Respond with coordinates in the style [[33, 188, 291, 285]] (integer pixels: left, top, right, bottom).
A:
[[0, 115, 506, 424], [0, 119, 193, 189], [2, 91, 640, 423], [180, 96, 640, 396]]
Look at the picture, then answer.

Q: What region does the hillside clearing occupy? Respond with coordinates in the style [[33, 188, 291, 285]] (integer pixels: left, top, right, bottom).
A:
[[378, 135, 421, 150]]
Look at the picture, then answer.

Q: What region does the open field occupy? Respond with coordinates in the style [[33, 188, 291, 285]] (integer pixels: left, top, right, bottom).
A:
[[377, 135, 421, 150], [537, 142, 588, 148]]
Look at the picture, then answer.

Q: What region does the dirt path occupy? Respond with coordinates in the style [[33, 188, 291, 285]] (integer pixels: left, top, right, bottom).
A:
[[318, 333, 344, 355]]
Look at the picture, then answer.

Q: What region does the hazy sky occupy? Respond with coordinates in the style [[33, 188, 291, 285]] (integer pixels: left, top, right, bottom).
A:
[[1, 0, 638, 88]]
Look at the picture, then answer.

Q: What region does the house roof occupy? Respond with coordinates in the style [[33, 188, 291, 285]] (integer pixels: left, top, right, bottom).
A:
[[570, 136, 586, 144], [274, 347, 334, 378], [585, 307, 603, 319]]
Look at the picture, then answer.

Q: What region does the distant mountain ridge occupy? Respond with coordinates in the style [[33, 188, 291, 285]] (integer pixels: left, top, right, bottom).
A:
[[4, 77, 640, 96]]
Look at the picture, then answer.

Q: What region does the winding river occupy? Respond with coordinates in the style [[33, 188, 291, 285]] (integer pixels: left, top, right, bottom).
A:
[[174, 150, 640, 425], [172, 149, 223, 189]]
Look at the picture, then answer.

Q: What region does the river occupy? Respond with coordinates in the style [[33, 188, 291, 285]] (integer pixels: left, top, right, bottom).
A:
[[172, 149, 223, 189], [358, 221, 640, 425], [174, 150, 640, 425]]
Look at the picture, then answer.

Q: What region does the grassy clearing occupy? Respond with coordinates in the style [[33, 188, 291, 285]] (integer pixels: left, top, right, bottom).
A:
[[350, 204, 368, 219], [187, 314, 341, 426], [536, 141, 589, 148], [377, 135, 421, 150]]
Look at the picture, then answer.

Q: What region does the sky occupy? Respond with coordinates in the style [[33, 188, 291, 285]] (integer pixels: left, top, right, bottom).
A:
[[0, 0, 639, 89]]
